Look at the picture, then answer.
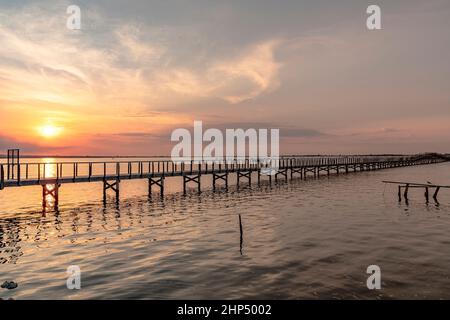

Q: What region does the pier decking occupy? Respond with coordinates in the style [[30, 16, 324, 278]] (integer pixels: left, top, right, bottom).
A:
[[0, 153, 448, 210]]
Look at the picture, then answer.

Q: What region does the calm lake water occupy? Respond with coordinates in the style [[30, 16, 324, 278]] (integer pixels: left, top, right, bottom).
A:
[[1, 158, 450, 299]]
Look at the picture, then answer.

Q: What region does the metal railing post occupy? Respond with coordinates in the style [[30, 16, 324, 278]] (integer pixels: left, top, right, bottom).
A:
[[0, 165, 4, 190]]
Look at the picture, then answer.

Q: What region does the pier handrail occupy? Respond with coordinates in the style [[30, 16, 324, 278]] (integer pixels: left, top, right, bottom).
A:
[[10, 156, 424, 167], [6, 154, 429, 167]]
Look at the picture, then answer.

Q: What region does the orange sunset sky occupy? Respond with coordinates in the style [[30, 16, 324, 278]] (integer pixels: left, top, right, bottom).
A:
[[0, 0, 450, 156]]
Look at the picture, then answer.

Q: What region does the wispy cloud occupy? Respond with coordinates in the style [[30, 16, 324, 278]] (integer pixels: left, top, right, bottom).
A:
[[0, 3, 282, 113], [0, 134, 73, 153]]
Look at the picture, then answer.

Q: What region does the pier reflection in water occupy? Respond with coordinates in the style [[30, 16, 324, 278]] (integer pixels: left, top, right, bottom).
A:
[[1, 161, 450, 299], [42, 158, 58, 212]]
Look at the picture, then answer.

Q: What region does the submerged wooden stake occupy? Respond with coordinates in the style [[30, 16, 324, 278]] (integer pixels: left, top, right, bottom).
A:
[[238, 214, 243, 255]]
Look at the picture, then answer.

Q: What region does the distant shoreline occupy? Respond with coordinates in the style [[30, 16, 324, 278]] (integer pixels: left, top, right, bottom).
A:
[[0, 155, 172, 159], [1, 153, 448, 159]]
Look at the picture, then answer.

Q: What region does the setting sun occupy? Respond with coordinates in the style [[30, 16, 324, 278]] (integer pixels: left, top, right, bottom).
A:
[[38, 125, 62, 138]]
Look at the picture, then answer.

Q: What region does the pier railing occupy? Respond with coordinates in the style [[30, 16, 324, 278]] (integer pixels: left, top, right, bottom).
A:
[[0, 154, 446, 188]]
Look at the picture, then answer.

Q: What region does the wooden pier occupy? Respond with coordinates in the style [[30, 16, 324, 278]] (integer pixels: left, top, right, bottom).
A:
[[0, 153, 448, 210], [383, 180, 450, 203]]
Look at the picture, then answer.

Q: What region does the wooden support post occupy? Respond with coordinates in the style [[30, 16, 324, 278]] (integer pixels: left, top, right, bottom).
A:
[[290, 168, 302, 179], [237, 171, 251, 188], [103, 179, 120, 203], [183, 174, 201, 194], [425, 187, 429, 203], [398, 186, 402, 202], [275, 169, 288, 182], [213, 172, 228, 191], [149, 176, 164, 198]]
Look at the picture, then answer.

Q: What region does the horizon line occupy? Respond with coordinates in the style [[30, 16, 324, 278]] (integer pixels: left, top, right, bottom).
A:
[[1, 152, 449, 159]]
